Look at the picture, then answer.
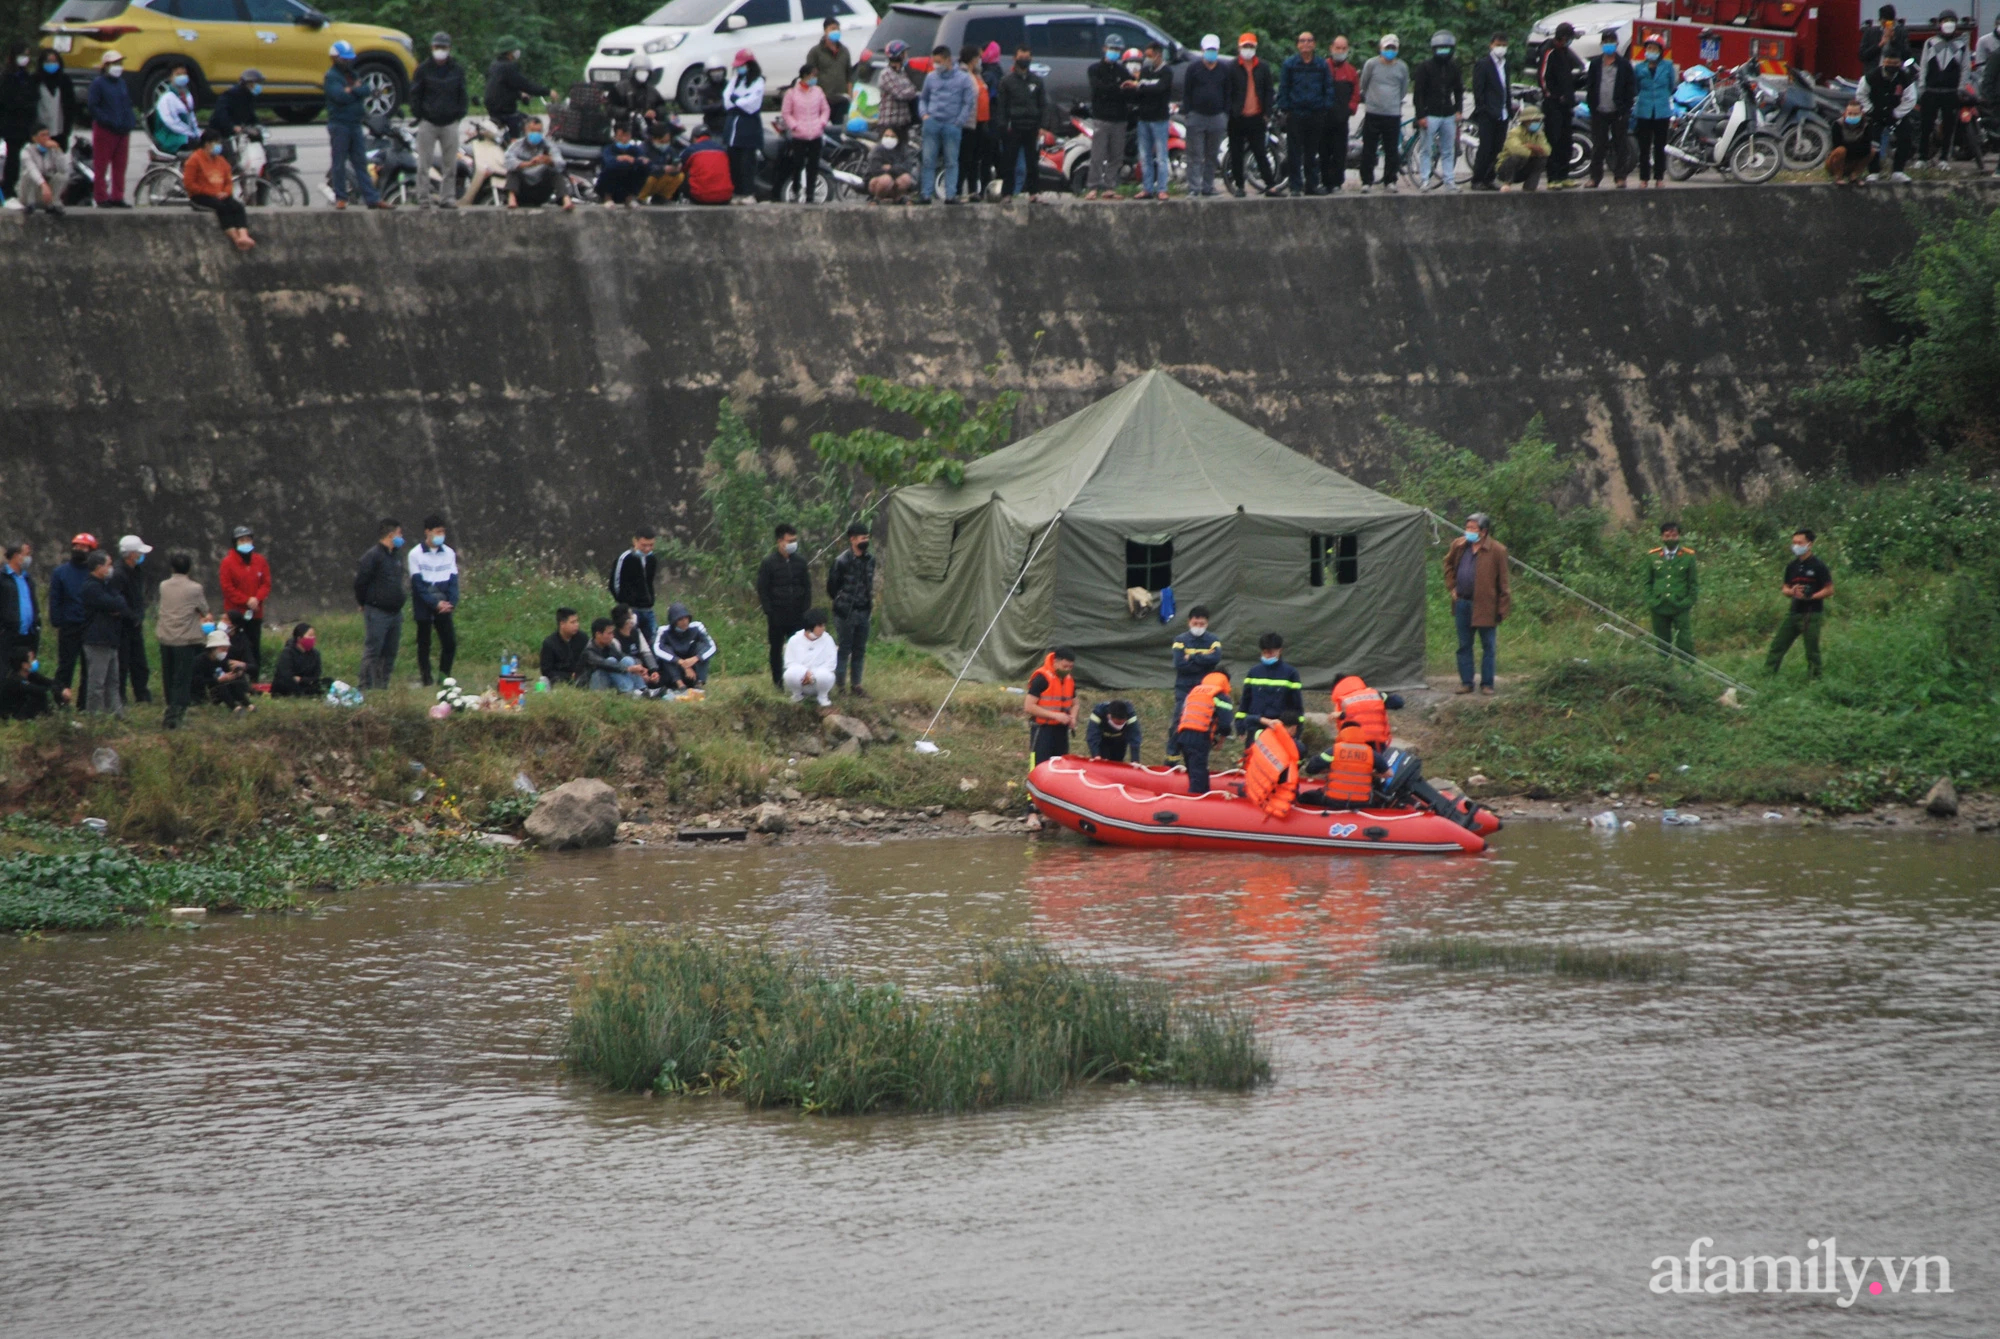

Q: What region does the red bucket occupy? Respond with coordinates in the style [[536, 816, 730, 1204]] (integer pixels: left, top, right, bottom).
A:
[[496, 675, 525, 705]]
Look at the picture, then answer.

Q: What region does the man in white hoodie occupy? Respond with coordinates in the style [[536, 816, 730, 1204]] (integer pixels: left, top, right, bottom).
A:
[[783, 606, 838, 707]]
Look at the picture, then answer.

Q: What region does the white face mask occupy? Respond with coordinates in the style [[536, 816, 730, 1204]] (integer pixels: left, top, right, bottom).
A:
[[880, 135, 897, 148], [782, 540, 798, 554], [14, 54, 27, 67], [106, 63, 123, 77], [1239, 46, 1256, 59], [432, 49, 449, 62], [1940, 20, 1956, 34], [1188, 623, 1208, 637], [1493, 46, 1508, 59], [1792, 542, 1809, 556]]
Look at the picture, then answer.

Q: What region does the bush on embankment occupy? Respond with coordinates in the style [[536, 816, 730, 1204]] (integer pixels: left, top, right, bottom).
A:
[[564, 932, 1270, 1113]]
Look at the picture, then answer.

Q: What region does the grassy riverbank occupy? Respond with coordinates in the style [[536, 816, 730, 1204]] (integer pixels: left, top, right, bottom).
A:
[[565, 932, 1270, 1113]]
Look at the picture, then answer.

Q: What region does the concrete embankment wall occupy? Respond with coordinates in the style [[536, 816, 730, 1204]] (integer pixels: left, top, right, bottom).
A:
[[0, 186, 1968, 606]]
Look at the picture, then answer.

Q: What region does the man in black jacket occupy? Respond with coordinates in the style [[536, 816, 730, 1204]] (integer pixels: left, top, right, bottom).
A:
[[1469, 33, 1512, 189], [607, 55, 669, 136], [1277, 32, 1335, 194], [1, 645, 66, 719], [408, 31, 468, 208], [756, 523, 812, 689], [208, 70, 260, 136], [1083, 39, 1131, 198], [1409, 30, 1464, 190], [485, 37, 549, 141], [1583, 28, 1635, 186], [1538, 23, 1584, 187], [539, 607, 587, 686], [609, 527, 659, 643], [80, 552, 130, 717], [108, 534, 152, 704], [1225, 34, 1278, 195], [354, 518, 407, 690], [994, 47, 1046, 199], [827, 522, 876, 696]]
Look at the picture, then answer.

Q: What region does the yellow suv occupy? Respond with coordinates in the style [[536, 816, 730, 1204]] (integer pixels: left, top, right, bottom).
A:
[[40, 0, 415, 124]]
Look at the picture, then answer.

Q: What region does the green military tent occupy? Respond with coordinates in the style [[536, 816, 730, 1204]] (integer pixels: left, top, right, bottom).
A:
[[878, 370, 1428, 690]]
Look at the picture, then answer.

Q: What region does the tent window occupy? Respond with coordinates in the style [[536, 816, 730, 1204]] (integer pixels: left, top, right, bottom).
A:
[[911, 514, 956, 582], [1125, 538, 1172, 591], [1310, 534, 1358, 587]]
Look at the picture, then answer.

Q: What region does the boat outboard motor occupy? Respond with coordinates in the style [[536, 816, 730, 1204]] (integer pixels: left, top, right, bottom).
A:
[[1379, 748, 1484, 831]]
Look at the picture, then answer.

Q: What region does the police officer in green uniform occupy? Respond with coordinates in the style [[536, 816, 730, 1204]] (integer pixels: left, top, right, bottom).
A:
[[1640, 520, 1698, 665]]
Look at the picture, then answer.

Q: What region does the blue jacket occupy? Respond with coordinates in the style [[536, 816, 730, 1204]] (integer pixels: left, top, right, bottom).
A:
[[1632, 56, 1678, 119], [1277, 53, 1335, 113], [1172, 628, 1223, 689], [1236, 657, 1304, 735], [600, 138, 646, 172], [324, 67, 366, 126], [918, 67, 979, 128], [86, 72, 137, 133], [47, 555, 92, 629], [1085, 703, 1143, 759]]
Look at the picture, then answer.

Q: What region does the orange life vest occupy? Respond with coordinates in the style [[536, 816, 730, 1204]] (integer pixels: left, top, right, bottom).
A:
[[1029, 652, 1075, 721], [1331, 675, 1390, 746], [1178, 672, 1233, 734], [1321, 726, 1376, 804], [1242, 721, 1300, 819]]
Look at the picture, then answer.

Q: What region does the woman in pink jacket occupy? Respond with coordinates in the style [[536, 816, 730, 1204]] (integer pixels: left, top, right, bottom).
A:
[[779, 64, 832, 201]]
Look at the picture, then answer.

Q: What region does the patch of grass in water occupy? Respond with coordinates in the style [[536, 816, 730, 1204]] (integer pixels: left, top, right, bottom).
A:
[[1385, 934, 1688, 982], [565, 933, 1271, 1114]]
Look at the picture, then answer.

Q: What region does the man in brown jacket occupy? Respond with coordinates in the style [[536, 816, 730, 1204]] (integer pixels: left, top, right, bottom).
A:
[[155, 551, 210, 729], [1442, 512, 1510, 695]]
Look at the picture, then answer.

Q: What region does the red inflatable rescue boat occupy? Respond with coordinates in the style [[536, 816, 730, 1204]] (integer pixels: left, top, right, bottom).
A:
[[1027, 756, 1498, 855]]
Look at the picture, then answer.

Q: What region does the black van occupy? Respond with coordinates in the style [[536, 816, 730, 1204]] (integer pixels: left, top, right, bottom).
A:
[[862, 2, 1185, 111]]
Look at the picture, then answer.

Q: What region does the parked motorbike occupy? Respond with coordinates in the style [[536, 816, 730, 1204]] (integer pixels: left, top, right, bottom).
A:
[[455, 116, 509, 206], [1664, 63, 1783, 184], [1772, 70, 1834, 171], [60, 133, 95, 206], [1061, 108, 1186, 194], [329, 112, 420, 205]]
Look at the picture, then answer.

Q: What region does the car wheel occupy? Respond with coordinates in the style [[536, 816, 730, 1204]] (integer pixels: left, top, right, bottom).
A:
[[353, 60, 405, 121], [676, 66, 708, 113], [275, 105, 323, 126]]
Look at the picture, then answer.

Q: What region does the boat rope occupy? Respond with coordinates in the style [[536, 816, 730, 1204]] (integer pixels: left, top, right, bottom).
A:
[[918, 512, 1063, 748], [1420, 508, 1756, 696]]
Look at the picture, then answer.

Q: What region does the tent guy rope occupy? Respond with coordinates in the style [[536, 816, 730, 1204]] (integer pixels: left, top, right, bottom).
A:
[[917, 513, 1065, 750]]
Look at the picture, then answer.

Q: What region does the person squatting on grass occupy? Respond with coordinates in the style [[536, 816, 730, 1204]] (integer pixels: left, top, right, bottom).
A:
[[784, 607, 838, 707]]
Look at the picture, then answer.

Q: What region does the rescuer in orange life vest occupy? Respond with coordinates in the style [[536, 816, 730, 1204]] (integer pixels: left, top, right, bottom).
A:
[[1300, 672, 1482, 827], [1175, 668, 1235, 794], [1025, 646, 1078, 766]]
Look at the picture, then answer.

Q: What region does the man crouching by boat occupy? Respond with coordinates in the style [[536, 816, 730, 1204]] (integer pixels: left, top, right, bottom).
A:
[[1175, 670, 1235, 793]]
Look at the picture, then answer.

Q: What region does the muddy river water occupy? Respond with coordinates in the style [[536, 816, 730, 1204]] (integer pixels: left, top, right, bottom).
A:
[[2, 825, 1996, 1336]]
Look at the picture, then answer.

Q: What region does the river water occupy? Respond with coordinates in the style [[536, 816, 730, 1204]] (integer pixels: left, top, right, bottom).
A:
[[2, 825, 1995, 1336]]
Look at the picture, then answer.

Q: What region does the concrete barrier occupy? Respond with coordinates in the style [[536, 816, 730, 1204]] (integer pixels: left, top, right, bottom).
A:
[[0, 186, 1977, 605]]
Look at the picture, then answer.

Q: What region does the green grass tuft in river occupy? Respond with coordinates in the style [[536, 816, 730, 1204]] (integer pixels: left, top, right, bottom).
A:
[[1384, 935, 1689, 982], [565, 933, 1271, 1114]]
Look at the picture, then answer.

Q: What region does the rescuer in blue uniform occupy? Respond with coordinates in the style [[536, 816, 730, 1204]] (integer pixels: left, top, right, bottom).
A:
[[1168, 605, 1222, 758], [1236, 631, 1304, 751], [1085, 698, 1143, 761]]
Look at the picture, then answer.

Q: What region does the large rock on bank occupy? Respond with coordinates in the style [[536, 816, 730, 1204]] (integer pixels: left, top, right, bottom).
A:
[[524, 778, 622, 850]]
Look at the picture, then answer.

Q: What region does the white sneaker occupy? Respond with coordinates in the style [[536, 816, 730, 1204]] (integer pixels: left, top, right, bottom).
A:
[[1864, 172, 1879, 182], [1, 198, 21, 211], [1889, 171, 1912, 183], [1441, 180, 1459, 192]]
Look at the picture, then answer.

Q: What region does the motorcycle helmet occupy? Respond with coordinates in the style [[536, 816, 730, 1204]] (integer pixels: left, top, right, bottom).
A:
[[329, 39, 356, 61], [846, 116, 870, 134], [1121, 47, 1142, 61], [630, 54, 652, 75], [884, 39, 908, 57]]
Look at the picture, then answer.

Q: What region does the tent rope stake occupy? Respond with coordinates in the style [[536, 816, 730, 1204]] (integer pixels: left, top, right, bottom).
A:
[[1421, 509, 1755, 697], [919, 513, 1064, 746]]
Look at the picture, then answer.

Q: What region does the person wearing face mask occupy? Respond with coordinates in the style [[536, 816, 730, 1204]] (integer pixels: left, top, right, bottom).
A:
[[409, 515, 459, 688], [1976, 12, 2000, 85], [354, 518, 408, 690], [1825, 99, 1875, 183], [85, 50, 137, 206], [862, 121, 917, 202], [1, 645, 67, 719], [916, 45, 977, 204], [597, 119, 649, 205], [1323, 35, 1361, 191], [1169, 607, 1223, 758], [484, 37, 549, 143], [1357, 34, 1409, 191], [4, 45, 47, 197], [406, 32, 467, 209], [758, 523, 814, 689], [1442, 513, 1510, 695], [1496, 102, 1549, 189], [31, 48, 78, 147], [875, 41, 919, 143], [270, 623, 325, 698], [154, 552, 206, 728], [1236, 632, 1304, 752], [197, 627, 252, 712], [954, 42, 993, 201], [1410, 30, 1464, 191], [14, 126, 70, 216], [108, 535, 152, 706], [804, 19, 855, 125], [1469, 33, 1511, 190], [1582, 27, 1635, 188], [778, 62, 831, 202], [1859, 46, 1917, 181], [183, 126, 256, 251], [324, 41, 388, 210], [1917, 11, 1972, 168], [1764, 530, 1833, 678], [150, 64, 199, 154], [653, 603, 716, 690], [1277, 30, 1334, 195], [995, 45, 1048, 200], [207, 69, 262, 140], [0, 542, 38, 676], [1640, 522, 1699, 666], [503, 115, 576, 208], [1225, 33, 1277, 196], [79, 550, 131, 718], [219, 526, 271, 681], [1130, 41, 1173, 200], [1086, 699, 1143, 762], [723, 50, 766, 204], [1175, 670, 1235, 794], [1537, 22, 1585, 188], [783, 609, 839, 708], [1630, 34, 1676, 188], [827, 522, 876, 696], [47, 534, 98, 707], [1084, 39, 1133, 198], [681, 118, 733, 203], [1180, 36, 1229, 197], [607, 53, 668, 140]]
